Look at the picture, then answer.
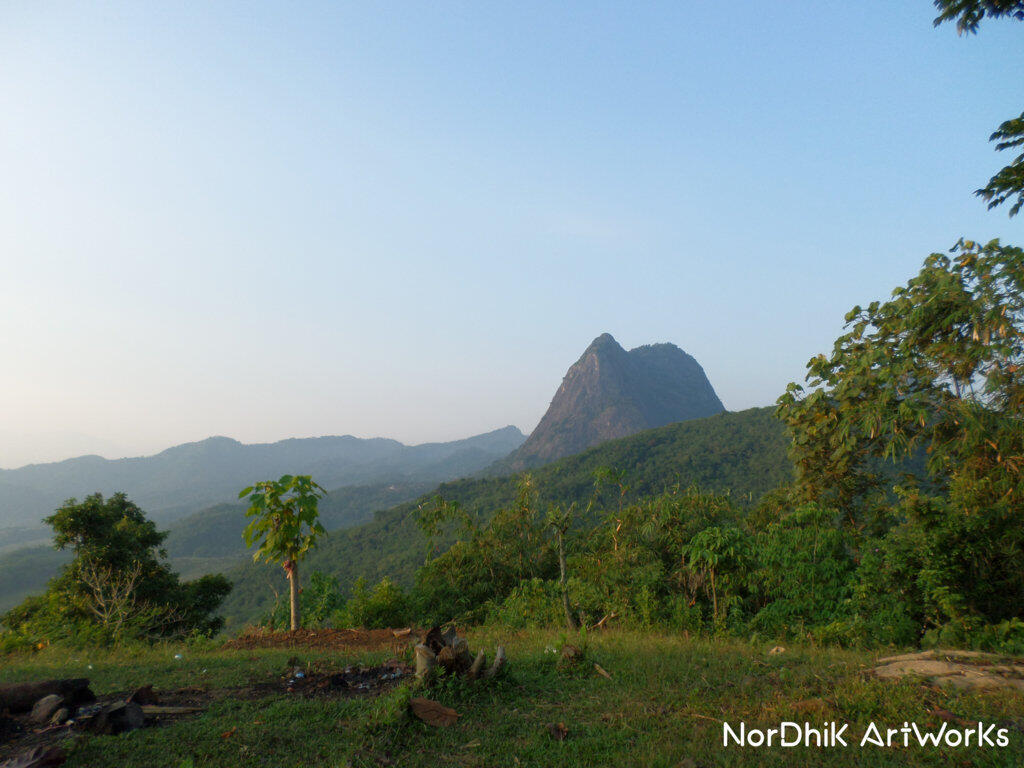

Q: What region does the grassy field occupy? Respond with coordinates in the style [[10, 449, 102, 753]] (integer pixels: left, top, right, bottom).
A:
[[3, 629, 1023, 767]]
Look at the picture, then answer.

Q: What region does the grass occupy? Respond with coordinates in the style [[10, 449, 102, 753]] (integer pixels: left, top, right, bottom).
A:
[[3, 629, 1023, 767]]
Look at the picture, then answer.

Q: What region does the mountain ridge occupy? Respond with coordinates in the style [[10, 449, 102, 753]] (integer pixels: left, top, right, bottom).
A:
[[0, 426, 525, 533]]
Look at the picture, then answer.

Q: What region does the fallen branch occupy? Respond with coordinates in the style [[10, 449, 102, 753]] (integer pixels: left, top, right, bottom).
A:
[[138, 705, 204, 715]]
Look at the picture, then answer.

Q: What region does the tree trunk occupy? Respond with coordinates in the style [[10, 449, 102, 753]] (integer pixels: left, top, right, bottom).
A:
[[557, 529, 578, 630], [288, 560, 301, 631], [710, 569, 718, 623]]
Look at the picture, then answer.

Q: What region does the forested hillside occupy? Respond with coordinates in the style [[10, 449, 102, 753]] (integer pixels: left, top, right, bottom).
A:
[[218, 407, 791, 625], [0, 480, 436, 613], [0, 426, 524, 535]]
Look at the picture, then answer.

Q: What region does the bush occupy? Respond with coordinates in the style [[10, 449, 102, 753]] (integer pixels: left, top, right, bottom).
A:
[[747, 504, 853, 639], [486, 578, 564, 628], [332, 577, 411, 629], [1, 494, 230, 649], [261, 571, 343, 630]]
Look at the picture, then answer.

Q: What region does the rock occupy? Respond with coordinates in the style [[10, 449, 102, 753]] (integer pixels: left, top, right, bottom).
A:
[[29, 695, 64, 726], [874, 650, 1024, 690], [83, 703, 145, 735], [871, 650, 1024, 692], [499, 334, 724, 470]]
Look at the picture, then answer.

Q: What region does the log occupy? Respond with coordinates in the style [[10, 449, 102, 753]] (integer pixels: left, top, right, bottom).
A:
[[0, 679, 93, 714]]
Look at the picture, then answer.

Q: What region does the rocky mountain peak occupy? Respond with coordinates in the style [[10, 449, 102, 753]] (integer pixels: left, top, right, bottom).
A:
[[501, 334, 724, 470]]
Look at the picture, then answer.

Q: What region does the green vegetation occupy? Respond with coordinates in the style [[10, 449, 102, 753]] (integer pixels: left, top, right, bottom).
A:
[[1, 494, 230, 648], [778, 239, 1024, 646], [0, 481, 435, 614], [165, 481, 433, 561], [216, 407, 792, 627], [240, 475, 327, 631], [3, 630, 1023, 767], [0, 544, 71, 613]]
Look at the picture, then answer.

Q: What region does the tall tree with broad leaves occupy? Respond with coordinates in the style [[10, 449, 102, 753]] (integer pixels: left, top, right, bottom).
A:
[[777, 239, 1024, 624], [240, 475, 326, 631]]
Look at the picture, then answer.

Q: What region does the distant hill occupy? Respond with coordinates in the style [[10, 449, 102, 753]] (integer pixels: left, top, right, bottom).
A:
[[0, 426, 525, 538], [497, 334, 724, 472], [218, 407, 791, 627]]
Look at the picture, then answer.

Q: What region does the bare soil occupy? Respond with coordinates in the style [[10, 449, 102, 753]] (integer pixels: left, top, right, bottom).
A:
[[223, 627, 416, 654]]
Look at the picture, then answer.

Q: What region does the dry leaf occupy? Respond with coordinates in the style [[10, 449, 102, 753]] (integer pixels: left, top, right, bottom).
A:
[[409, 697, 459, 727], [594, 663, 612, 679], [220, 726, 237, 739]]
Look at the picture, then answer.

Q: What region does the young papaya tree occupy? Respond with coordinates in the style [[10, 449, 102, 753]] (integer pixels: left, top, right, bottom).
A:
[[240, 474, 326, 631]]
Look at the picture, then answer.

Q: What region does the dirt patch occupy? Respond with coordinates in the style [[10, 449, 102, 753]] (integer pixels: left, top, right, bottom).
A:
[[223, 628, 415, 654], [872, 650, 1024, 692], [280, 659, 412, 698]]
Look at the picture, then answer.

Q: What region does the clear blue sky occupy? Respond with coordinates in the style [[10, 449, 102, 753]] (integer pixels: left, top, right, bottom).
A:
[[1, 1, 1022, 467]]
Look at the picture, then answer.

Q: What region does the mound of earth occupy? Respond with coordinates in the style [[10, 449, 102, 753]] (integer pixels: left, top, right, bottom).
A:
[[223, 627, 415, 652], [872, 650, 1024, 691]]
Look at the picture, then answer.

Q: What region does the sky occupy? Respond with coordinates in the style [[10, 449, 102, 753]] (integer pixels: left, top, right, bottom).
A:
[[1, 1, 1022, 468]]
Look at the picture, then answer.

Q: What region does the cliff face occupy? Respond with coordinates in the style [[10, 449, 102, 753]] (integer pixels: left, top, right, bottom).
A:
[[504, 333, 724, 470]]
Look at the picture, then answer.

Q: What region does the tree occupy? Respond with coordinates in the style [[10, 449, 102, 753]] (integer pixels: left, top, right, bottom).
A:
[[777, 239, 1024, 627], [778, 239, 1023, 510], [2, 493, 230, 643], [683, 525, 750, 625], [240, 474, 327, 631], [933, 1, 1024, 34], [933, 0, 1024, 216], [975, 113, 1024, 217], [546, 504, 579, 630]]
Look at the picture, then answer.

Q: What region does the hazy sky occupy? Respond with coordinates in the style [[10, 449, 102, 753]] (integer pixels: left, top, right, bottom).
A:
[[2, 1, 1022, 468]]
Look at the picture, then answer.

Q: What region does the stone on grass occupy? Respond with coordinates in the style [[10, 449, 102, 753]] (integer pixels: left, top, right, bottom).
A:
[[29, 696, 64, 726]]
